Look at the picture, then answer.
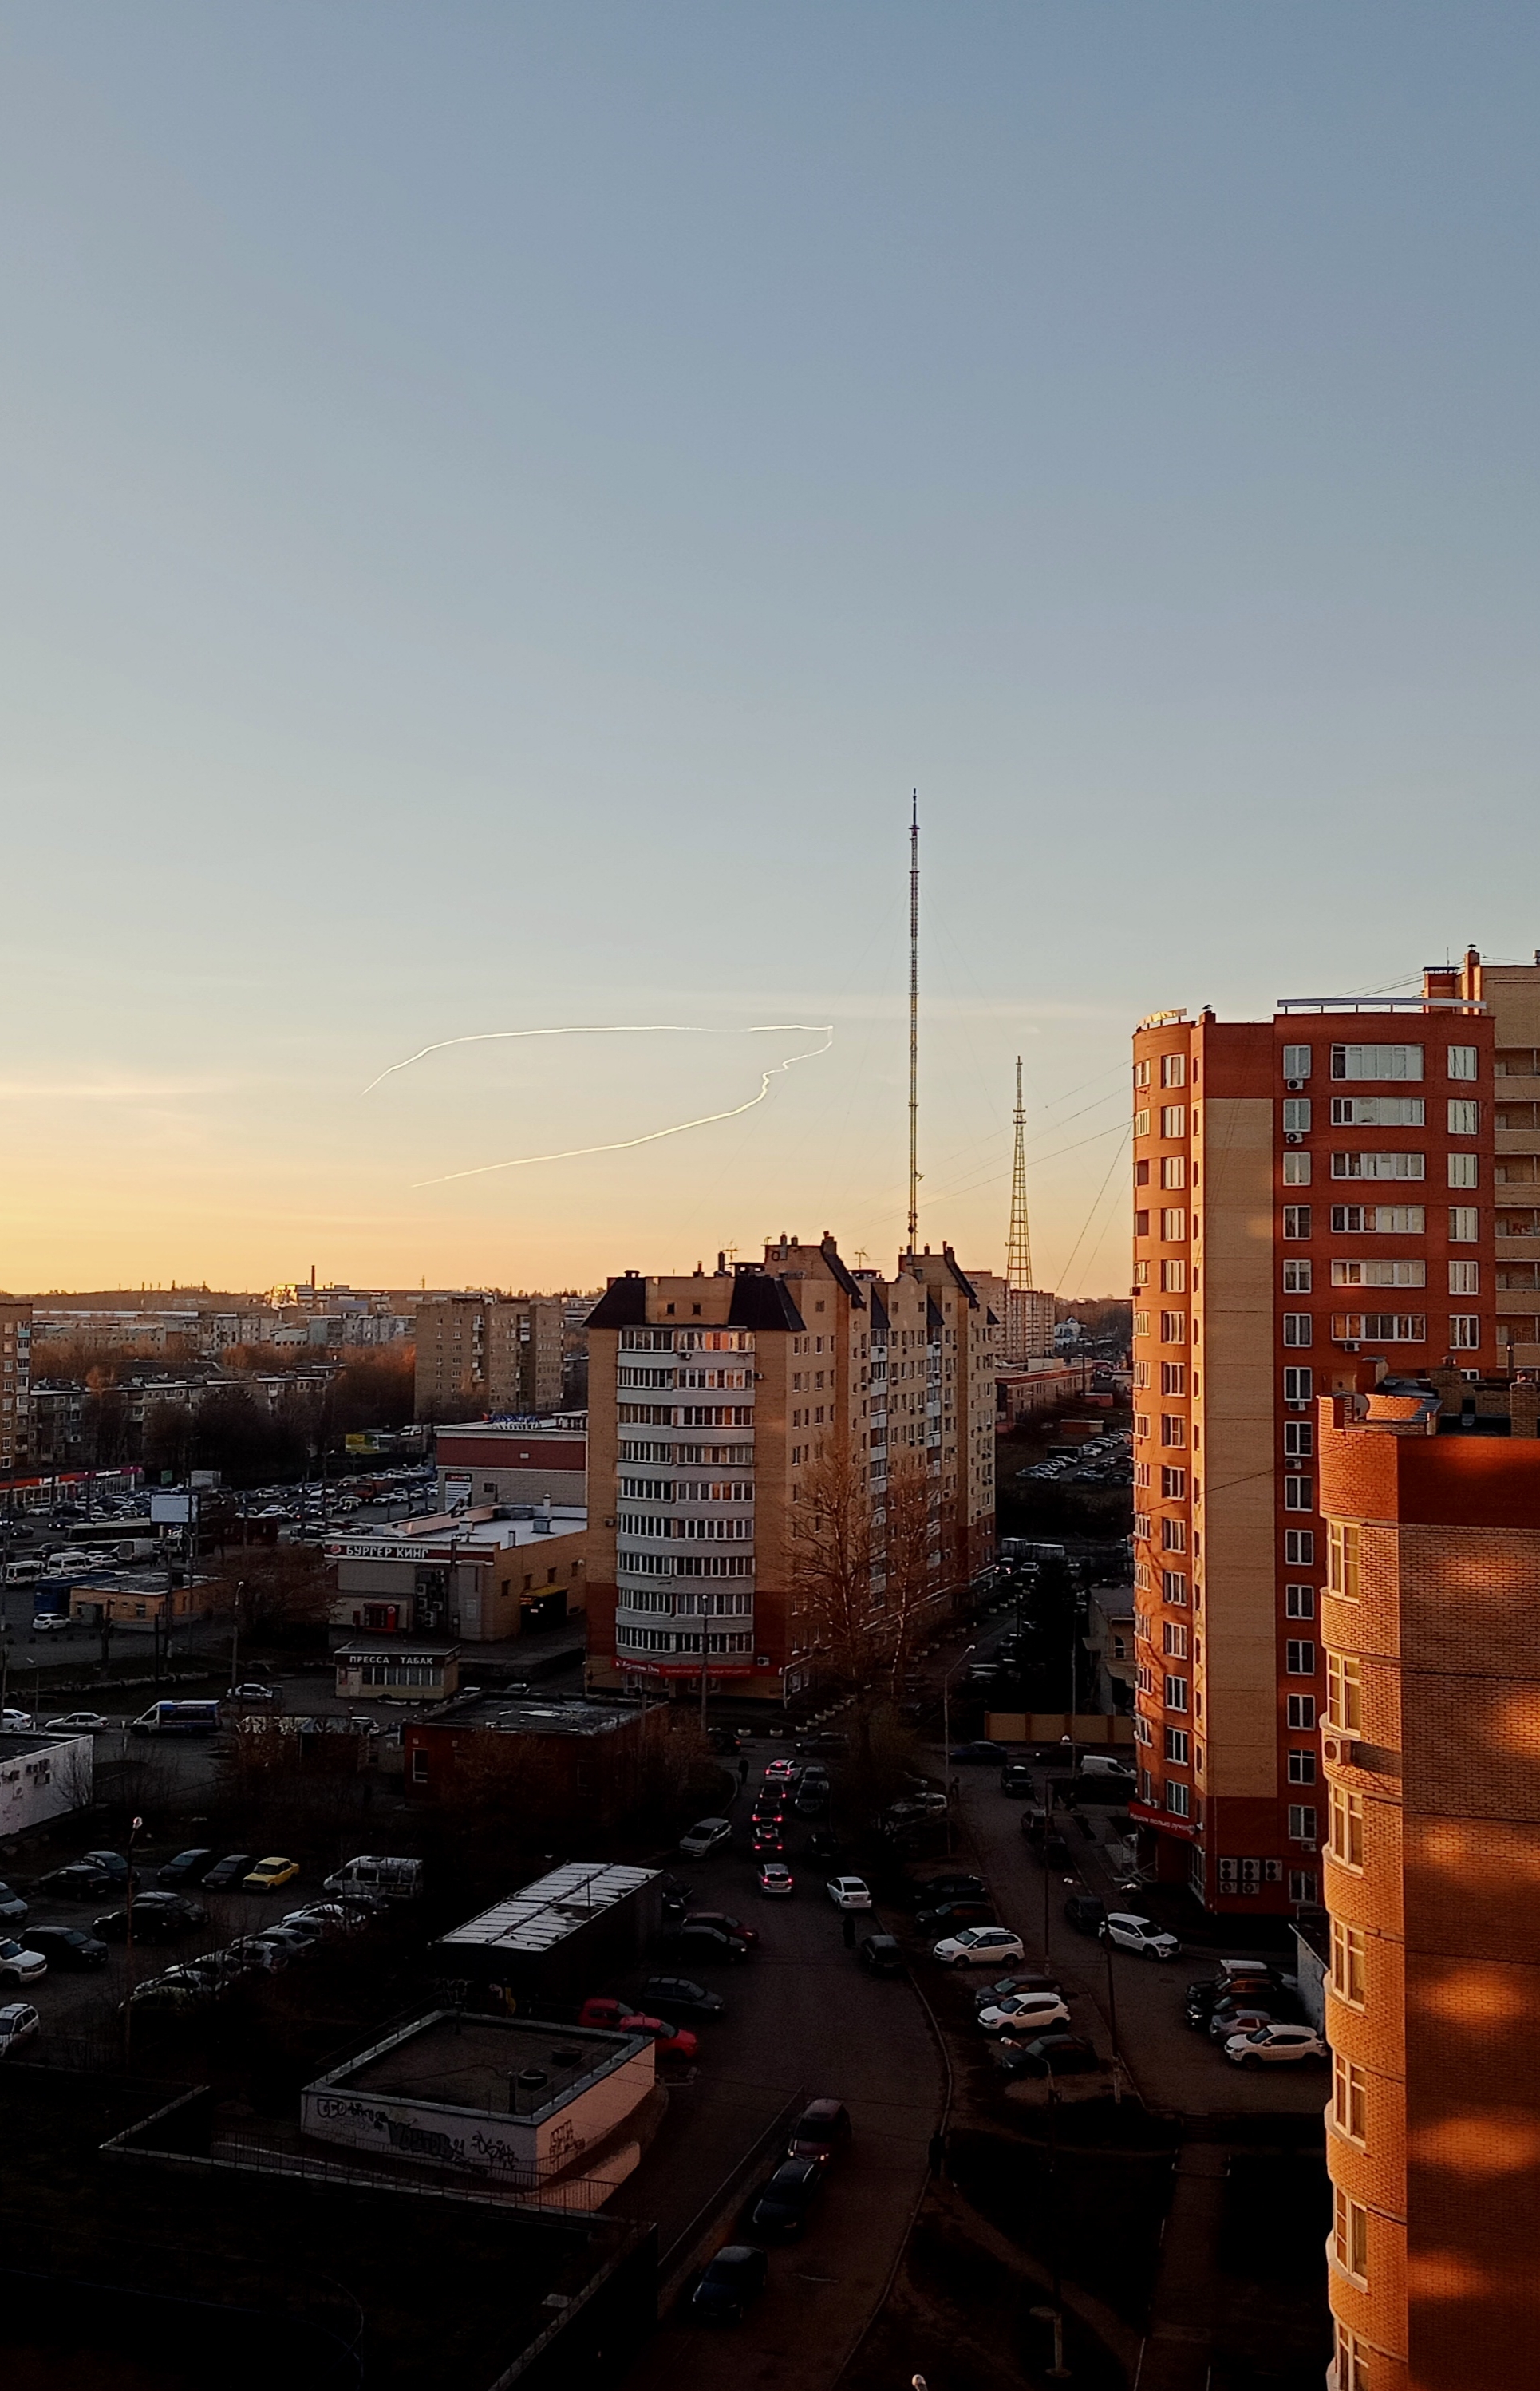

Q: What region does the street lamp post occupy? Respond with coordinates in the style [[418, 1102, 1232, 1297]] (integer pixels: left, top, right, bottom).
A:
[[1031, 2049, 1072, 2379], [941, 1643, 976, 1855]]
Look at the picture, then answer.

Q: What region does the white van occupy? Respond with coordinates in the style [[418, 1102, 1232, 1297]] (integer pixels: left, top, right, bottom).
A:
[[1080, 1755, 1136, 1780], [3, 1562, 43, 1587], [322, 1855, 424, 1903]]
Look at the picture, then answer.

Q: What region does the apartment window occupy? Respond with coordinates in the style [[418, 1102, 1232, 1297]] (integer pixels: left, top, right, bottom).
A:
[[1448, 1259, 1479, 1294], [1287, 1749, 1317, 1784], [1161, 1516, 1187, 1552], [1135, 1058, 1152, 1089], [1447, 1097, 1480, 1136], [1161, 1053, 1186, 1088], [1160, 1156, 1186, 1188], [1331, 1919, 1367, 2006], [1282, 1313, 1313, 1347], [1160, 1104, 1187, 1138], [1282, 1204, 1311, 1239], [1329, 1784, 1365, 1869], [1282, 1044, 1313, 1080], [1164, 1674, 1189, 1711], [1283, 1421, 1313, 1458], [1161, 1465, 1187, 1500], [1160, 1259, 1186, 1291], [1331, 1042, 1423, 1081], [1134, 1411, 1151, 1438], [1160, 1207, 1187, 1241], [1160, 1310, 1187, 1343], [1287, 1693, 1317, 1729], [1449, 1206, 1479, 1242], [1282, 1097, 1312, 1134], [1132, 1360, 1151, 1389], [1285, 1638, 1317, 1675], [1333, 2054, 1368, 2143], [1161, 1570, 1188, 1605], [1134, 1108, 1151, 1138], [1160, 1413, 1187, 1448], [1289, 1867, 1319, 1904], [1163, 1621, 1188, 1658], [1335, 2328, 1372, 2391], [1328, 1650, 1364, 1734], [1164, 1727, 1190, 1764], [1333, 1093, 1425, 1128], [1287, 1804, 1317, 1844], [1331, 1202, 1425, 1233], [1282, 1152, 1311, 1185], [1282, 1365, 1313, 1402], [1283, 1475, 1313, 1512], [1450, 1313, 1481, 1349], [1331, 1258, 1425, 1288], [1134, 1511, 1151, 1540], [1333, 1151, 1426, 1181], [1448, 1151, 1479, 1188], [1333, 2188, 1370, 2281], [1285, 1583, 1315, 1618], [1166, 1781, 1191, 1817], [1134, 1311, 1151, 1339], [1332, 1312, 1427, 1343], [1136, 1158, 1151, 1186], [1447, 1043, 1479, 1081]]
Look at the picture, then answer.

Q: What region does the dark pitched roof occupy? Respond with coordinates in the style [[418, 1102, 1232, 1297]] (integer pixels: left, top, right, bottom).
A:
[[867, 1286, 890, 1334], [729, 1271, 805, 1333], [942, 1247, 981, 1307], [926, 1295, 945, 1336], [585, 1274, 650, 1330], [817, 1237, 866, 1308]]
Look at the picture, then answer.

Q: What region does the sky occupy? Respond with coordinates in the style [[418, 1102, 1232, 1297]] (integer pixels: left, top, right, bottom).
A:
[[3, 2, 1539, 1298]]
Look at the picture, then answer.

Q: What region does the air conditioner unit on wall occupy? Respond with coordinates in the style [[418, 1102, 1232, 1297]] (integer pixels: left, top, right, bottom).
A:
[[1286, 1078, 1305, 1091], [1285, 1132, 1303, 1146]]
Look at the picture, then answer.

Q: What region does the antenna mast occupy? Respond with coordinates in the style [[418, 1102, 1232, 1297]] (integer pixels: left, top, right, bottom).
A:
[[1006, 1056, 1033, 1289], [907, 792, 920, 1248]]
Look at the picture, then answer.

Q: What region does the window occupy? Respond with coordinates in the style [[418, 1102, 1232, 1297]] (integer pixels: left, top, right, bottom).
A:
[[1135, 1210, 1151, 1239], [1282, 1152, 1311, 1185], [1161, 1053, 1187, 1088], [1283, 1421, 1313, 1457], [1160, 1207, 1187, 1241], [1447, 1043, 1479, 1081], [1282, 1044, 1313, 1080], [1163, 1621, 1188, 1658], [1287, 1749, 1317, 1784], [1160, 1156, 1186, 1188], [1333, 2055, 1368, 2142], [1329, 1784, 1365, 1868], [1134, 1108, 1151, 1137], [1447, 1098, 1480, 1136], [1284, 1475, 1313, 1512], [1449, 1206, 1479, 1242], [1332, 1043, 1423, 1081], [1160, 1413, 1187, 1448], [1336, 2327, 1372, 2391], [1160, 1310, 1187, 1343], [1164, 1674, 1189, 1711], [1282, 1365, 1313, 1402], [1332, 1151, 1426, 1180], [1161, 1464, 1187, 1498], [1448, 1259, 1479, 1294], [410, 1749, 429, 1784], [1282, 1098, 1312, 1133], [1160, 1259, 1186, 1291], [1332, 1313, 1427, 1343], [1285, 1583, 1316, 1618], [1331, 1919, 1367, 2006], [1331, 1259, 1425, 1287], [1448, 1152, 1479, 1188], [1135, 1057, 1152, 1089], [1328, 1650, 1364, 1733], [1333, 2188, 1369, 2281], [1282, 1313, 1313, 1347], [1160, 1362, 1187, 1395], [1450, 1314, 1481, 1349], [1286, 1638, 1317, 1674], [1281, 1259, 1313, 1297], [1330, 1093, 1424, 1126], [1283, 1204, 1311, 1239], [1164, 1726, 1190, 1763], [1134, 1314, 1151, 1342], [1289, 1867, 1319, 1904], [1287, 1804, 1317, 1843], [1161, 1104, 1187, 1138], [1161, 1516, 1187, 1551], [1287, 1693, 1317, 1729], [1331, 1203, 1426, 1233], [1166, 1781, 1191, 1817], [1134, 1410, 1151, 1438], [1161, 1570, 1188, 1605]]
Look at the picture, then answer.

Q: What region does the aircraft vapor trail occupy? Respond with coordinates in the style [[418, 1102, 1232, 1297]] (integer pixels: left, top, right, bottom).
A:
[[360, 1022, 835, 1188]]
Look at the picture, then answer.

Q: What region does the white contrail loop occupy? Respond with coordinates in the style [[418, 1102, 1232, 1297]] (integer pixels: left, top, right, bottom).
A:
[[360, 1022, 835, 1187]]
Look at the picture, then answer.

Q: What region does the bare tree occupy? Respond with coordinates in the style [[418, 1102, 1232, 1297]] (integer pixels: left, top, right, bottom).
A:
[[875, 1459, 938, 1694], [786, 1444, 877, 1695]]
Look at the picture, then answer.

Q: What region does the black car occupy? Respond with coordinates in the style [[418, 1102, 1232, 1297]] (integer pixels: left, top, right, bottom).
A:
[[664, 1923, 750, 1964], [804, 1830, 839, 1864], [750, 2158, 825, 2239], [92, 1895, 203, 1944], [31, 1863, 120, 1899], [690, 2243, 767, 2322], [787, 2098, 852, 2165], [949, 1741, 1006, 1765], [996, 2033, 1100, 2078], [200, 1853, 254, 1891], [973, 1970, 1062, 2012], [1000, 1762, 1035, 1797], [1184, 1973, 1280, 2029], [900, 1873, 986, 1910], [1063, 1894, 1107, 1935], [24, 1926, 108, 1970], [635, 1974, 726, 2023], [795, 1733, 847, 1758], [914, 1899, 997, 1936], [156, 1848, 215, 1891], [1023, 1820, 1071, 1866], [857, 1934, 906, 1977]]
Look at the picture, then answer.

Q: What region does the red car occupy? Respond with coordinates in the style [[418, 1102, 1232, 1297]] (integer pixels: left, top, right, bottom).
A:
[[619, 2013, 699, 2061], [578, 1995, 630, 2030]]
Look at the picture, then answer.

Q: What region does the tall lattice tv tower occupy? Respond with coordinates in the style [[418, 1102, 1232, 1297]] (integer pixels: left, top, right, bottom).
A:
[[1005, 1056, 1033, 1293]]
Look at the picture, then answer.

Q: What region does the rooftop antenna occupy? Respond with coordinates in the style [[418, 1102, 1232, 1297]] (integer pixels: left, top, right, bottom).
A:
[[907, 791, 920, 1249], [1005, 1057, 1033, 1292]]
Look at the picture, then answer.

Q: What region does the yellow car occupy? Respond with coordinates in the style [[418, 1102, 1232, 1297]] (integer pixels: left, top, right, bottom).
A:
[[243, 1856, 300, 1894]]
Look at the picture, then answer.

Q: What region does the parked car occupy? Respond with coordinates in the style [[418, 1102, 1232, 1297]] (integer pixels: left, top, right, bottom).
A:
[[685, 1911, 760, 1946], [227, 1682, 281, 1705], [999, 1761, 1035, 1797], [804, 1830, 840, 1864], [757, 1863, 795, 1898], [664, 1922, 750, 1964], [156, 1849, 215, 1891], [635, 1974, 725, 2023], [787, 2097, 852, 2165], [322, 1855, 423, 1903], [750, 2157, 825, 2239], [1080, 1756, 1136, 1781], [996, 2032, 1101, 2078], [22, 1926, 106, 1970], [30, 1863, 120, 1899], [949, 1741, 1007, 1765], [902, 1873, 987, 1909], [1226, 2022, 1327, 2067], [1185, 1970, 1283, 2029], [933, 1927, 1026, 1969], [0, 2000, 40, 2055], [121, 1973, 209, 2013], [1, 1708, 34, 1730], [578, 1995, 631, 2031], [0, 1882, 28, 1924], [973, 1971, 1063, 2012], [794, 1733, 847, 1758], [42, 1711, 110, 1733], [243, 1856, 301, 1894], [0, 1938, 46, 1986], [763, 1759, 798, 1783], [200, 1853, 254, 1891], [619, 2013, 698, 2061], [679, 1818, 734, 1859], [93, 1898, 201, 1945], [826, 1876, 871, 1911], [858, 1934, 906, 1977], [1208, 1998, 1297, 2044], [223, 1935, 288, 1973], [283, 1903, 368, 1938], [794, 1786, 829, 1817], [1099, 1911, 1179, 1961], [257, 1923, 320, 1960], [977, 1990, 1072, 2037], [916, 1899, 998, 1937], [690, 2243, 767, 2323], [1063, 1894, 1107, 1935], [82, 1850, 133, 1883]]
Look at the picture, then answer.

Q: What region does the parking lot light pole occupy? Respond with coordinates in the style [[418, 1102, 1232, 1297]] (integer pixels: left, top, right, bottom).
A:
[[942, 1645, 975, 1854]]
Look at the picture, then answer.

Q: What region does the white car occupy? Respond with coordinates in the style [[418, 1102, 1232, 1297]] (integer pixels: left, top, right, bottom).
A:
[[977, 1990, 1072, 2037], [43, 1712, 110, 1734], [1099, 1911, 1180, 1960], [826, 1876, 872, 1912], [256, 1924, 319, 1960], [1225, 2022, 1327, 2067], [282, 1903, 367, 1937], [934, 1927, 1027, 1969], [0, 1938, 47, 1986], [32, 1614, 72, 1634], [0, 2000, 40, 2056], [0, 1710, 33, 1732], [678, 1817, 733, 1858], [223, 1935, 288, 1973]]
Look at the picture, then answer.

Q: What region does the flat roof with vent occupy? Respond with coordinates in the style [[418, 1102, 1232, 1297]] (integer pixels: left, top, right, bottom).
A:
[[439, 1863, 659, 1958]]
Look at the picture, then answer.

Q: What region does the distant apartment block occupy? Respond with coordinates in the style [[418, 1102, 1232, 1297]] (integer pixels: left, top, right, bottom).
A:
[[413, 1295, 564, 1421], [0, 1298, 32, 1480]]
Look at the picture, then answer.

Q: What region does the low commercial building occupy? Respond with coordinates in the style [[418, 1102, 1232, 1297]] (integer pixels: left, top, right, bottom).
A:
[[0, 1729, 93, 1832], [436, 1418, 587, 1512], [68, 1580, 219, 1630], [432, 1862, 663, 2010], [403, 1696, 676, 1825], [326, 1508, 589, 1642], [332, 1635, 460, 1704], [996, 1360, 1093, 1427]]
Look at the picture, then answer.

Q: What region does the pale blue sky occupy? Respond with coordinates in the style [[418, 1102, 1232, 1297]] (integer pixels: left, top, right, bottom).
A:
[[3, 4, 1538, 1293]]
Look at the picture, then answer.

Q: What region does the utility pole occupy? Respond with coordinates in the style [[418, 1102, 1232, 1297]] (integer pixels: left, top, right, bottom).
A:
[[907, 791, 920, 1250]]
